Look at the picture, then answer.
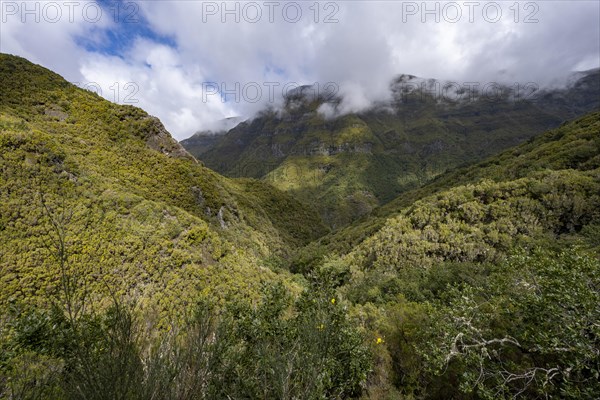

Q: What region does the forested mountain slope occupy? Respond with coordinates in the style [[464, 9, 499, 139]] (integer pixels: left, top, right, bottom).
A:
[[0, 53, 328, 315], [297, 111, 600, 398], [294, 111, 600, 273], [184, 71, 600, 228], [1, 54, 598, 399]]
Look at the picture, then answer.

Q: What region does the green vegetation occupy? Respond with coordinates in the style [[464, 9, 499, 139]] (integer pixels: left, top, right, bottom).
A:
[[367, 248, 600, 399], [0, 279, 370, 399], [0, 53, 328, 314], [186, 71, 599, 228], [296, 111, 600, 398], [1, 54, 599, 399], [294, 111, 600, 273], [0, 53, 367, 399]]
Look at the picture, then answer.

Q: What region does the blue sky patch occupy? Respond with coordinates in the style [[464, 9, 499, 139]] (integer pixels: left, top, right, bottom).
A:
[[76, 0, 177, 57]]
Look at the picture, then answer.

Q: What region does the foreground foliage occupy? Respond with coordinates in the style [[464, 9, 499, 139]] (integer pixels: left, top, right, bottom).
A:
[[423, 249, 600, 399], [0, 278, 371, 399]]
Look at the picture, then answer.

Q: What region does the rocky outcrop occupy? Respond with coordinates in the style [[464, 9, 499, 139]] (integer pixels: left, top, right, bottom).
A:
[[144, 116, 197, 161]]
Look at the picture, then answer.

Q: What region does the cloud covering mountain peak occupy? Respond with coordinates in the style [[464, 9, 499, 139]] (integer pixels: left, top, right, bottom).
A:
[[2, 1, 598, 139]]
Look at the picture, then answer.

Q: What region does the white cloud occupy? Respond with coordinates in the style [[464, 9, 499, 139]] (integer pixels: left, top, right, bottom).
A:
[[1, 0, 599, 140], [79, 39, 235, 137], [0, 0, 113, 80]]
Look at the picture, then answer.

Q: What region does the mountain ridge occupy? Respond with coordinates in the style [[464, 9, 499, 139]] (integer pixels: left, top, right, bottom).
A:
[[183, 69, 599, 228], [0, 53, 328, 314]]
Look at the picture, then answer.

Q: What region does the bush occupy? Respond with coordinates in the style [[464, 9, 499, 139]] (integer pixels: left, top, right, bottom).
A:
[[0, 277, 371, 400]]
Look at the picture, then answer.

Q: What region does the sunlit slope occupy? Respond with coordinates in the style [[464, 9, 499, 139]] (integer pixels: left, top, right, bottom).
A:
[[187, 71, 599, 228], [0, 53, 327, 314], [293, 111, 600, 276]]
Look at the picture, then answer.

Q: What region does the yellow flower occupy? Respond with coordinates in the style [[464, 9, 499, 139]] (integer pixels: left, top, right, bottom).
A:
[[317, 324, 325, 330], [376, 337, 384, 344], [331, 298, 336, 304]]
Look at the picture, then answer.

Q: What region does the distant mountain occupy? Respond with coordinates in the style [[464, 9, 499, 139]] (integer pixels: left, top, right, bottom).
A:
[[293, 110, 600, 273], [533, 68, 600, 118], [182, 70, 600, 228], [181, 117, 245, 156]]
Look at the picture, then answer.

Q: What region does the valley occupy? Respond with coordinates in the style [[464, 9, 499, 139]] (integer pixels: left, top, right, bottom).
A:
[[183, 71, 599, 228], [1, 54, 599, 399]]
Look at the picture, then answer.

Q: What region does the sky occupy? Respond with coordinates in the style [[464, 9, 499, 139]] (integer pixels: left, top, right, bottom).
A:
[[1, 0, 599, 140]]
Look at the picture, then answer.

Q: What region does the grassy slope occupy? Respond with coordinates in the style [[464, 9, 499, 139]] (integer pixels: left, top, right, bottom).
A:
[[0, 54, 327, 317], [292, 111, 600, 275]]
